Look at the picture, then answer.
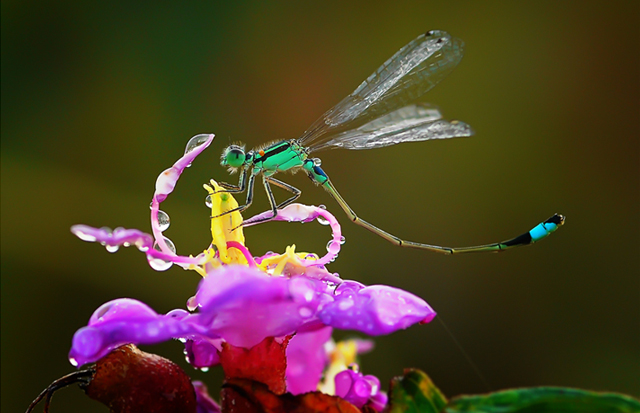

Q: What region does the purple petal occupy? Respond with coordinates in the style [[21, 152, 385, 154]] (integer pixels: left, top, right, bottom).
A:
[[68, 299, 205, 367], [184, 338, 222, 369], [70, 224, 206, 267], [285, 327, 333, 394], [368, 389, 389, 412], [71, 225, 153, 252], [151, 134, 214, 258], [154, 134, 214, 202], [318, 281, 436, 335], [334, 369, 386, 411], [194, 265, 326, 348], [192, 381, 221, 413], [68, 267, 332, 367], [244, 203, 344, 267]]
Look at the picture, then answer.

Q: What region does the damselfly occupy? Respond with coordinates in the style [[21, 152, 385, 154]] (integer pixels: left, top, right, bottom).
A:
[[215, 30, 564, 254]]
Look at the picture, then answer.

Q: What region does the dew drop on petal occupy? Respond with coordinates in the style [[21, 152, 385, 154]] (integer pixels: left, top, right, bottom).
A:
[[68, 357, 78, 367], [136, 240, 149, 252], [154, 237, 177, 254], [186, 295, 198, 311], [157, 210, 170, 232], [185, 134, 211, 155], [326, 240, 340, 254], [298, 306, 313, 318], [339, 236, 346, 245], [318, 204, 327, 210], [317, 216, 330, 226], [148, 256, 172, 271], [200, 367, 210, 373], [72, 228, 97, 242], [205, 194, 212, 208], [338, 298, 354, 311], [105, 244, 120, 253]]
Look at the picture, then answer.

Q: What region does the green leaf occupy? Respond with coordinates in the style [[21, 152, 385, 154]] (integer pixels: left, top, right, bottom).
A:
[[387, 368, 448, 413], [445, 387, 640, 413]]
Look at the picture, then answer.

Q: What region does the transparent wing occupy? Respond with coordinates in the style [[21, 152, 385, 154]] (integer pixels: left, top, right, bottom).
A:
[[299, 30, 465, 150], [309, 103, 473, 151]]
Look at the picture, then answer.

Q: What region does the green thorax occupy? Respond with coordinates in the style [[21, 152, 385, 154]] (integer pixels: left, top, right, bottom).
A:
[[251, 139, 307, 175]]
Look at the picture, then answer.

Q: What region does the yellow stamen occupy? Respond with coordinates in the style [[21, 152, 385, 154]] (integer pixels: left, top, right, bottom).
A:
[[205, 180, 247, 266]]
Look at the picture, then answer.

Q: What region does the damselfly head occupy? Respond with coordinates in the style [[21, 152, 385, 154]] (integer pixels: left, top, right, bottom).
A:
[[221, 144, 246, 170]]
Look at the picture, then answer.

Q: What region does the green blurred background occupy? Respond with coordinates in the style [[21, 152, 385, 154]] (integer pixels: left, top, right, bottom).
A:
[[2, 1, 638, 411]]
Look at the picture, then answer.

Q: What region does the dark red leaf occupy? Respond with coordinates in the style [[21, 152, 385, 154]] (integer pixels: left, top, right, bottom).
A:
[[86, 344, 197, 413], [221, 378, 361, 413]]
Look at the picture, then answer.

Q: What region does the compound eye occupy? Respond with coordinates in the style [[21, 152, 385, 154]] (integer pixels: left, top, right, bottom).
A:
[[222, 145, 246, 168]]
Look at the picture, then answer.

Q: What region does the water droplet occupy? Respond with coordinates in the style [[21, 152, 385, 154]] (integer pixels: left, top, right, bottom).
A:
[[157, 210, 170, 232], [160, 237, 176, 254], [148, 255, 173, 271], [147, 238, 176, 271], [74, 230, 97, 242], [68, 357, 78, 367], [339, 236, 346, 245], [123, 242, 131, 247], [105, 244, 120, 253], [317, 216, 330, 226], [298, 307, 313, 318], [184, 134, 211, 155], [199, 367, 210, 373], [205, 194, 212, 208], [136, 240, 149, 252], [326, 240, 340, 254], [318, 204, 327, 210], [186, 296, 198, 311], [313, 158, 322, 166]]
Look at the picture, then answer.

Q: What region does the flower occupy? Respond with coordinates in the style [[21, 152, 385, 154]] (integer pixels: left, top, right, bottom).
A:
[[335, 367, 388, 410], [69, 134, 437, 410]]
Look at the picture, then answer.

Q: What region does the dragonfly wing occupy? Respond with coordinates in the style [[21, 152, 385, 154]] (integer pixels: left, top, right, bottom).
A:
[[299, 30, 464, 148], [310, 103, 473, 151]]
